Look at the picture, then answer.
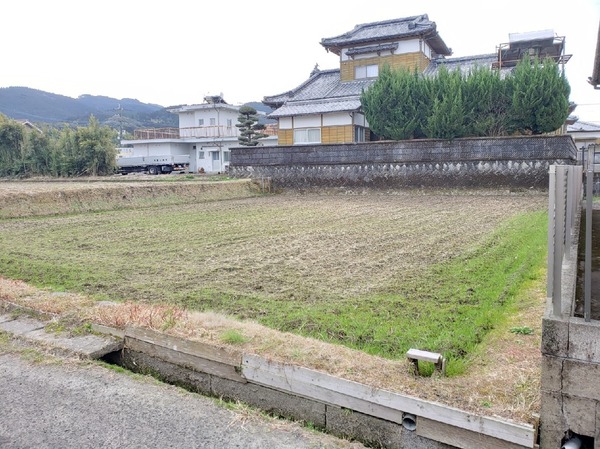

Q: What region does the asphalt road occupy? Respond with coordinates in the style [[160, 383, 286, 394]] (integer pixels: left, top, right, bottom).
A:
[[0, 342, 363, 449]]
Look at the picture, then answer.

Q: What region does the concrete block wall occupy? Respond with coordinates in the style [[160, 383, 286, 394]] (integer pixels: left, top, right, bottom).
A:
[[541, 316, 600, 448], [541, 204, 600, 448], [230, 135, 578, 189], [119, 348, 452, 449]]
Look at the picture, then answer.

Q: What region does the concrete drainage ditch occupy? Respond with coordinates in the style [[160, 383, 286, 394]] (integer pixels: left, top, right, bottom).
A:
[[0, 309, 536, 449]]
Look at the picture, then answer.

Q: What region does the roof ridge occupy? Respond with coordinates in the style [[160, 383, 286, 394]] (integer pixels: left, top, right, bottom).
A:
[[435, 53, 496, 62], [353, 14, 428, 30], [322, 14, 429, 42]]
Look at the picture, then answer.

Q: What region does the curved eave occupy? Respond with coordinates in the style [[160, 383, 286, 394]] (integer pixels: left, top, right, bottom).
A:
[[268, 99, 362, 118], [321, 28, 451, 56]]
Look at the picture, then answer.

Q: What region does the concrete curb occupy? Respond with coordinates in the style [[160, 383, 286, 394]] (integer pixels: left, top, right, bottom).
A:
[[0, 314, 123, 359]]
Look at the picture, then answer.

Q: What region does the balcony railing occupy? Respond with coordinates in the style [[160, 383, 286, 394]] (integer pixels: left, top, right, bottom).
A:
[[133, 125, 277, 140]]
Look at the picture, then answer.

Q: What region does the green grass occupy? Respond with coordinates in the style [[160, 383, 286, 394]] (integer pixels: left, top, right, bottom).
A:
[[220, 329, 249, 344], [0, 192, 548, 373]]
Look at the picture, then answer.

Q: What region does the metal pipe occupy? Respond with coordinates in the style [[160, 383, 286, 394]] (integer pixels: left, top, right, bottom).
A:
[[561, 436, 582, 449], [402, 413, 416, 431]]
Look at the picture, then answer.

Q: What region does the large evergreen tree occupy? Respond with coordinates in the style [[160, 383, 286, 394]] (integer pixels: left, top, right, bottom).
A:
[[424, 66, 466, 139], [236, 106, 268, 146], [360, 57, 571, 140], [462, 65, 510, 136], [508, 57, 571, 135], [361, 65, 419, 140]]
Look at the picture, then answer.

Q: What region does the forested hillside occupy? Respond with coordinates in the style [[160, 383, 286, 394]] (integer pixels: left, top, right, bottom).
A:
[[0, 87, 273, 131], [0, 87, 177, 130]]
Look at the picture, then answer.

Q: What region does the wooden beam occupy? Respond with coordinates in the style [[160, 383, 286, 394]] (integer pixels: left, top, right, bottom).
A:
[[242, 354, 534, 447], [125, 326, 245, 383], [126, 337, 245, 383], [417, 417, 530, 449], [125, 326, 241, 366]]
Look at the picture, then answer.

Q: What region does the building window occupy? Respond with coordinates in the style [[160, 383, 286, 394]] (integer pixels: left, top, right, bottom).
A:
[[226, 119, 233, 128], [355, 64, 379, 79], [223, 151, 230, 162], [212, 151, 220, 161], [198, 151, 205, 159], [210, 118, 216, 126], [198, 119, 204, 126], [294, 128, 321, 144], [355, 126, 366, 142]]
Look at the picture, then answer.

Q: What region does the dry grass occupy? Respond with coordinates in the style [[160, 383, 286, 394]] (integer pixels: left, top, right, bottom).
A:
[[0, 177, 260, 218]]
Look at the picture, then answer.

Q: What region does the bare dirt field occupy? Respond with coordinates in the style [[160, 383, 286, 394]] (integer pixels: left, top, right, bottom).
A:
[[0, 179, 549, 425]]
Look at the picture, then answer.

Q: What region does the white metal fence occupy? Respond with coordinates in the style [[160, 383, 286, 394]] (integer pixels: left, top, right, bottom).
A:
[[547, 164, 583, 316], [547, 144, 598, 321]]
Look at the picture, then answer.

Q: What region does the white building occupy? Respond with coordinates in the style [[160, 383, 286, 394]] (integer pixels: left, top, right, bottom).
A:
[[120, 95, 277, 173], [567, 119, 600, 150]]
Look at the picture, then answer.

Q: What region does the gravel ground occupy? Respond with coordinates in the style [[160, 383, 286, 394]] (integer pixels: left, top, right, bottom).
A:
[[0, 339, 364, 449]]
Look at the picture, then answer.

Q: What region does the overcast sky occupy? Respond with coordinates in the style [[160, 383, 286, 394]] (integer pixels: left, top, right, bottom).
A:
[[3, 0, 600, 122]]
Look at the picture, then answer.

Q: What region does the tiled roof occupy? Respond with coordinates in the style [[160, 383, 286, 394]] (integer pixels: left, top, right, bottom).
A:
[[264, 69, 376, 117], [268, 97, 363, 118], [168, 103, 240, 114], [423, 54, 512, 77], [263, 69, 340, 107], [568, 120, 600, 132], [320, 14, 451, 57]]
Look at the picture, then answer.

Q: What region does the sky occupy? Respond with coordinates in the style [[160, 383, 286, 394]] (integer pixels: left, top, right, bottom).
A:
[[3, 0, 600, 123]]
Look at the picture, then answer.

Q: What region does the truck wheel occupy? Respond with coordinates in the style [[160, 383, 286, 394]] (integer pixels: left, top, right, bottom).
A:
[[148, 166, 158, 175]]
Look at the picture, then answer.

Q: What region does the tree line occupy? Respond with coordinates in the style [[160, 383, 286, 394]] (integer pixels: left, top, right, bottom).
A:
[[0, 115, 117, 177], [361, 57, 571, 140]]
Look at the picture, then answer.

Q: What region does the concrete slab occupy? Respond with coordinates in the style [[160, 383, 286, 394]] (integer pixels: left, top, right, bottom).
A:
[[568, 317, 600, 363], [0, 317, 45, 335], [0, 314, 15, 324], [25, 329, 123, 359], [212, 376, 327, 428], [541, 355, 563, 393], [563, 360, 600, 401], [539, 391, 567, 449], [563, 395, 597, 436], [541, 316, 569, 357], [326, 404, 405, 449], [121, 349, 212, 396]]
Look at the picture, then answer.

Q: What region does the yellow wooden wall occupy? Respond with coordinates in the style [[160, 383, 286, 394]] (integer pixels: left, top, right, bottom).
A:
[[322, 125, 353, 144], [341, 52, 430, 81], [277, 126, 357, 145], [278, 129, 293, 146]]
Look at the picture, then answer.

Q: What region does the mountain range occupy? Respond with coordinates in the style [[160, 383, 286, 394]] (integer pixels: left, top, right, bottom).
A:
[[0, 87, 273, 131]]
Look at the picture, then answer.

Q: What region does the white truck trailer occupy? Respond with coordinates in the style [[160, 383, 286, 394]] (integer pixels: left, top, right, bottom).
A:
[[116, 154, 190, 175]]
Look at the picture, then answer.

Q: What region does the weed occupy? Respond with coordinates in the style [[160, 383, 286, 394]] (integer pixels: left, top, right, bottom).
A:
[[0, 331, 9, 346], [510, 326, 534, 335], [45, 321, 66, 334], [220, 329, 248, 344], [20, 348, 45, 363]]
